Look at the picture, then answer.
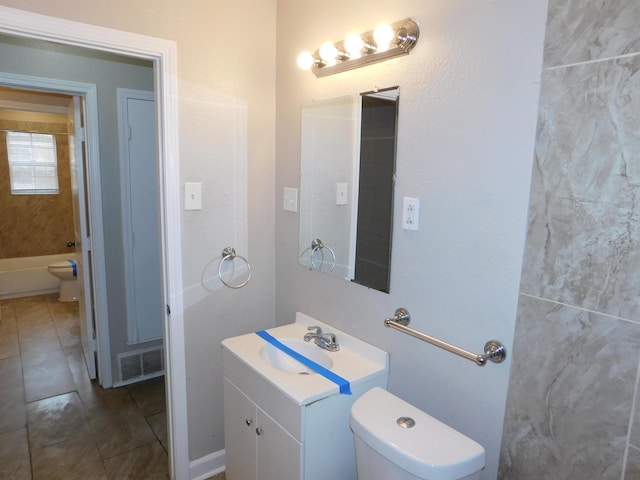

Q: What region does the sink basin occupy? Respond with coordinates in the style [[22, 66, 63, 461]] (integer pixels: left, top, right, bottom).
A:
[[259, 338, 333, 374], [222, 312, 389, 405]]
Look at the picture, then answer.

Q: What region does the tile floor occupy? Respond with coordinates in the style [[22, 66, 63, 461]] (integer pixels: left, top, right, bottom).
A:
[[0, 294, 170, 479]]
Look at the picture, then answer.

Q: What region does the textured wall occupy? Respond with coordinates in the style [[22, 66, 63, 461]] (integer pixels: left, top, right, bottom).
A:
[[500, 1, 640, 478], [276, 1, 547, 478], [0, 118, 73, 259]]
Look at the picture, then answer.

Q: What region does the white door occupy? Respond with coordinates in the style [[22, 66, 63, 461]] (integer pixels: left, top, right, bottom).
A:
[[68, 96, 97, 379], [118, 89, 163, 344]]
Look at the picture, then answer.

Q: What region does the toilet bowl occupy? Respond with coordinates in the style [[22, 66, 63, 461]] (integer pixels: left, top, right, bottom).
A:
[[350, 387, 485, 480], [47, 259, 79, 302]]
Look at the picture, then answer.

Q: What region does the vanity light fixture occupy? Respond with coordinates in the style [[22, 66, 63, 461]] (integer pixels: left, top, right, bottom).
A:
[[297, 18, 419, 77]]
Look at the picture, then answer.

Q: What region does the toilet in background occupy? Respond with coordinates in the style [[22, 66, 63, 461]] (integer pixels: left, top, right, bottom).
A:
[[47, 259, 79, 302], [350, 387, 485, 480]]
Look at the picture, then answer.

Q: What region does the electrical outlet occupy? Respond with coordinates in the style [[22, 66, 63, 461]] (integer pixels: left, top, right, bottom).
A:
[[402, 197, 419, 231]]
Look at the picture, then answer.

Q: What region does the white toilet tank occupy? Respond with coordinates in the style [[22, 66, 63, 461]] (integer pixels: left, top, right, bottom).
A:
[[349, 387, 485, 480]]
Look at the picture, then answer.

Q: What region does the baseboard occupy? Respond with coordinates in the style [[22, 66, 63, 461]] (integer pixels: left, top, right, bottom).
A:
[[189, 449, 225, 480]]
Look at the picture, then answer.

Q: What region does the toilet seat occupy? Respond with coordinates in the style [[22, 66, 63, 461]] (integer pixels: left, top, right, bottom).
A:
[[48, 261, 74, 272]]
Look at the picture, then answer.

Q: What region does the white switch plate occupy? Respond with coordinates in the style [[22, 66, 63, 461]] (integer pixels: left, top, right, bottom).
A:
[[402, 196, 419, 231], [184, 182, 202, 210], [283, 187, 298, 212], [336, 182, 348, 205]]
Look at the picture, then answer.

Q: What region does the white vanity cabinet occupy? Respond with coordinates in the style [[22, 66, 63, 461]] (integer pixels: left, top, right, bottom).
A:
[[222, 314, 389, 480], [224, 378, 302, 480]]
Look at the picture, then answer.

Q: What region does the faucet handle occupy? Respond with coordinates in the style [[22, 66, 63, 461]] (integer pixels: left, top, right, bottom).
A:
[[304, 325, 323, 342], [307, 326, 323, 335]]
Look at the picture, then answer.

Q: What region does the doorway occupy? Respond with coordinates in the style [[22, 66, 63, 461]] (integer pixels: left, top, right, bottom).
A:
[[0, 6, 188, 478], [0, 86, 98, 383], [0, 82, 165, 386]]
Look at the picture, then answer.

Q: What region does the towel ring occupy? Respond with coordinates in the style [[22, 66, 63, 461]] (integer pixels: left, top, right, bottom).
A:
[[218, 247, 251, 289], [309, 238, 336, 273]]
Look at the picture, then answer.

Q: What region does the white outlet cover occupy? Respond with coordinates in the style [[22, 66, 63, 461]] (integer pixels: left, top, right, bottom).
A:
[[402, 196, 419, 231]]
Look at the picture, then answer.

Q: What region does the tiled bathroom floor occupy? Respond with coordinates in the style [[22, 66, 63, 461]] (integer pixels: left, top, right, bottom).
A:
[[0, 294, 170, 479]]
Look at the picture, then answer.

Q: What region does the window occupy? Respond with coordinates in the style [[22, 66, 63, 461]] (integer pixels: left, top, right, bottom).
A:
[[6, 131, 59, 195]]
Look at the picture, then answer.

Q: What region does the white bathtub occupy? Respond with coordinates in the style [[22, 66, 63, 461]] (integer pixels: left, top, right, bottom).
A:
[[0, 253, 74, 300]]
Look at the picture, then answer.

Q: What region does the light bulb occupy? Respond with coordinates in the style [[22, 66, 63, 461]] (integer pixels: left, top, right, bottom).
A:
[[319, 42, 338, 65], [296, 52, 315, 71], [344, 33, 364, 59], [373, 23, 395, 52]]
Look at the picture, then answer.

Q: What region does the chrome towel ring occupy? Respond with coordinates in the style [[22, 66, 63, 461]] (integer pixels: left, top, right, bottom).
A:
[[311, 239, 336, 273], [218, 247, 251, 289], [300, 238, 336, 273]]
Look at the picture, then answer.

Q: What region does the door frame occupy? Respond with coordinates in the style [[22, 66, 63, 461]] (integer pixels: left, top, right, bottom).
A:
[[67, 90, 101, 382], [0, 6, 188, 478]]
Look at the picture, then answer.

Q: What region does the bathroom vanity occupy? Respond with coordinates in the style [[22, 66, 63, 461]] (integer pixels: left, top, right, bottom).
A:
[[222, 313, 388, 480]]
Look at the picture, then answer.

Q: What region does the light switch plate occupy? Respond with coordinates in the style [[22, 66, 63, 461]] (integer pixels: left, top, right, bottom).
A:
[[283, 187, 298, 212], [184, 182, 202, 210], [336, 182, 348, 205]]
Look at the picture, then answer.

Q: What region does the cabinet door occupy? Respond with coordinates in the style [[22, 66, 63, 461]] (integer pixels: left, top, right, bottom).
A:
[[256, 409, 302, 480], [224, 378, 257, 480]]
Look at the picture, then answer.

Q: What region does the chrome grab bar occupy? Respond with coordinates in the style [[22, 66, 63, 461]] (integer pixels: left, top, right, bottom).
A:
[[384, 308, 506, 367]]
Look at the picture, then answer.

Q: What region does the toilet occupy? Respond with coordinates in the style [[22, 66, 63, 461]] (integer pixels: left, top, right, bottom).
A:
[[350, 387, 485, 480], [47, 259, 79, 302]]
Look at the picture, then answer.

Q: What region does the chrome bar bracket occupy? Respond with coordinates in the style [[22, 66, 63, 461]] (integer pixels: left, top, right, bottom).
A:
[[387, 307, 411, 326], [484, 340, 507, 364]]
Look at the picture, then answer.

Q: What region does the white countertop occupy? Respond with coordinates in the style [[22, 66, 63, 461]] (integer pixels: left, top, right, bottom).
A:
[[222, 312, 389, 405]]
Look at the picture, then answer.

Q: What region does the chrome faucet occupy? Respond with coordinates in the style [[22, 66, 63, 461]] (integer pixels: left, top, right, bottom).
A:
[[303, 326, 340, 352]]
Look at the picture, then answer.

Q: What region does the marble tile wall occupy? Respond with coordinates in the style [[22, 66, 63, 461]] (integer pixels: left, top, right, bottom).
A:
[[500, 1, 640, 479], [0, 119, 74, 259]]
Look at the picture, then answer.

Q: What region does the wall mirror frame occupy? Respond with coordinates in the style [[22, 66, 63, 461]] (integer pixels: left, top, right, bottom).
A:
[[299, 86, 399, 293]]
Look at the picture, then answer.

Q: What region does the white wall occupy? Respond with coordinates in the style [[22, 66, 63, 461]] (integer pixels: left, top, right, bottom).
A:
[[275, 1, 547, 478], [0, 0, 277, 462]]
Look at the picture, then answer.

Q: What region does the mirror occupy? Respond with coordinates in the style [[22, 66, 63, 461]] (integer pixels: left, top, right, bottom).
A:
[[299, 87, 399, 293]]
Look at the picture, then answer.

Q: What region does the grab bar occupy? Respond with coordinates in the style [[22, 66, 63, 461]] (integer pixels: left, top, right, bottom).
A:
[[384, 308, 506, 367]]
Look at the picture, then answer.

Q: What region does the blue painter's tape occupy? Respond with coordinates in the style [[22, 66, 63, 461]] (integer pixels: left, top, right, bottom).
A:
[[255, 330, 352, 395], [68, 259, 77, 277]]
